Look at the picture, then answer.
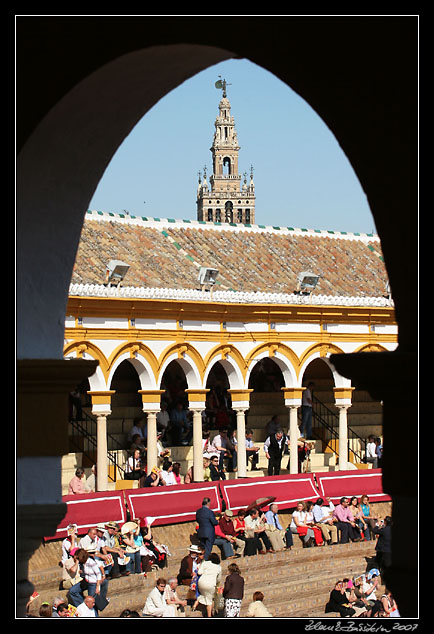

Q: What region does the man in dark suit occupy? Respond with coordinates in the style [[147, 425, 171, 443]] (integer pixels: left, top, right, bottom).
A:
[[372, 516, 392, 573], [264, 429, 289, 476], [195, 497, 218, 560]]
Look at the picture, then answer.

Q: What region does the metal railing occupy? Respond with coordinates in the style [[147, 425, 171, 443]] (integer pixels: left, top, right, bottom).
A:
[[69, 411, 126, 482], [306, 396, 367, 464]]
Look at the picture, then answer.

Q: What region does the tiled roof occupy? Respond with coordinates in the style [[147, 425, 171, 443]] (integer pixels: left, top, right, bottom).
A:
[[70, 211, 392, 305]]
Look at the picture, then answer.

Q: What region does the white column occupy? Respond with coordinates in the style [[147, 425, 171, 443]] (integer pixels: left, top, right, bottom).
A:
[[192, 409, 204, 482], [95, 412, 110, 491], [288, 405, 300, 474], [146, 411, 158, 474], [337, 405, 349, 471], [235, 408, 247, 478]]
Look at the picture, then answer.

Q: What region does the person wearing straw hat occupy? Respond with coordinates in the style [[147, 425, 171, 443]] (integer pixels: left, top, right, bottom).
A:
[[177, 544, 203, 587]]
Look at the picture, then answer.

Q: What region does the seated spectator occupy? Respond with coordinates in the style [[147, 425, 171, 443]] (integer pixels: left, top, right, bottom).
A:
[[129, 434, 146, 456], [380, 589, 400, 617], [304, 501, 324, 546], [233, 509, 258, 557], [124, 448, 146, 486], [143, 467, 166, 487], [67, 548, 107, 608], [342, 578, 370, 617], [84, 464, 97, 493], [209, 454, 226, 481], [289, 501, 316, 548], [245, 429, 260, 470], [172, 461, 182, 484], [61, 547, 83, 593], [312, 498, 338, 545], [160, 459, 177, 485], [68, 468, 86, 495], [325, 580, 356, 617], [163, 577, 188, 616], [54, 602, 70, 618], [142, 578, 178, 617], [202, 430, 212, 457], [177, 544, 203, 587], [247, 591, 273, 617], [127, 416, 146, 445], [78, 527, 99, 553], [264, 503, 292, 550], [120, 521, 142, 575], [60, 523, 78, 564], [359, 495, 378, 540], [51, 596, 68, 617], [214, 521, 236, 559], [265, 414, 281, 438], [39, 602, 53, 618], [219, 509, 246, 557], [333, 497, 362, 543], [348, 496, 368, 539], [245, 508, 274, 554], [139, 516, 169, 570], [74, 595, 97, 618], [100, 521, 127, 579]]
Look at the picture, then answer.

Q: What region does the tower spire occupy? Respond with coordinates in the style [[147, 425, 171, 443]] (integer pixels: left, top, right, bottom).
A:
[[196, 81, 255, 224]]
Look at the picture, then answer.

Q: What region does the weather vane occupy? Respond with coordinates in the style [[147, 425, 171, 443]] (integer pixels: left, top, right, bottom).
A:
[[215, 75, 231, 98]]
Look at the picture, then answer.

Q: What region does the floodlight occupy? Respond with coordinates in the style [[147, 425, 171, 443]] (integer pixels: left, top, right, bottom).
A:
[[295, 271, 320, 295], [105, 260, 130, 287], [198, 267, 219, 286], [198, 267, 219, 295]]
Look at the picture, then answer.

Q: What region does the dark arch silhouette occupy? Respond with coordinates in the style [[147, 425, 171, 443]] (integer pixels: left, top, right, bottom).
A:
[[17, 16, 418, 616]]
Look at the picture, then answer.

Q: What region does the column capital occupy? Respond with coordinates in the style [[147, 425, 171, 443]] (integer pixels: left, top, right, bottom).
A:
[[138, 389, 166, 413], [281, 386, 305, 407], [333, 386, 354, 408], [228, 388, 253, 410], [185, 388, 209, 410], [87, 390, 115, 415]]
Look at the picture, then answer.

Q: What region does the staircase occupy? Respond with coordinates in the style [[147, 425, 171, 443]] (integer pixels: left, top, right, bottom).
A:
[[26, 509, 390, 618]]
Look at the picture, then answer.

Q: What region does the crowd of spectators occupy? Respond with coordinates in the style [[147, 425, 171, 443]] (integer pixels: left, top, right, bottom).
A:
[[27, 491, 393, 619]]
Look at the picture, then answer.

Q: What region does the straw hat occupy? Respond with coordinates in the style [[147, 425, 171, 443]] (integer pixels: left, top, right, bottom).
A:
[[120, 521, 139, 535]]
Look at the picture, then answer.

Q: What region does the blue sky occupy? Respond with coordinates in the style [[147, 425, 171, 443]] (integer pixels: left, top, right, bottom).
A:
[[89, 58, 376, 235]]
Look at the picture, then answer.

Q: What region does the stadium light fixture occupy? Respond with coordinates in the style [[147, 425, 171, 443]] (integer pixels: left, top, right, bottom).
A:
[[295, 271, 320, 295], [105, 260, 130, 287]]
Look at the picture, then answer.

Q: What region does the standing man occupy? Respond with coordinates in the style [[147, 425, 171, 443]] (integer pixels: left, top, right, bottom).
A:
[[264, 428, 289, 476], [195, 497, 218, 560], [301, 382, 315, 439]]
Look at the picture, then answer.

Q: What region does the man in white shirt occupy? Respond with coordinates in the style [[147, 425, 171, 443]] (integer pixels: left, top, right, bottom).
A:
[[75, 595, 98, 618], [78, 527, 99, 553], [312, 498, 338, 544], [245, 508, 274, 553], [366, 435, 378, 468]]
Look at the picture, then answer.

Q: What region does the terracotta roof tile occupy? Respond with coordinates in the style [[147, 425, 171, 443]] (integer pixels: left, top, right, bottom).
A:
[[71, 215, 389, 299]]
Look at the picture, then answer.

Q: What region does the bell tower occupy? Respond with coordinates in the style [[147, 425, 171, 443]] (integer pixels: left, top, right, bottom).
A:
[[197, 78, 255, 224]]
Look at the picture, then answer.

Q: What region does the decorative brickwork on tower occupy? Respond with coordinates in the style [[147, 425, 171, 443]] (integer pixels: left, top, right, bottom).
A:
[[197, 78, 255, 224]]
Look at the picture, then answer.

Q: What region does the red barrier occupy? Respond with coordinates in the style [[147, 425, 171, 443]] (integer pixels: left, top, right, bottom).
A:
[[315, 469, 391, 503], [44, 469, 390, 541], [44, 491, 127, 541], [220, 473, 319, 513], [124, 481, 222, 527]]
